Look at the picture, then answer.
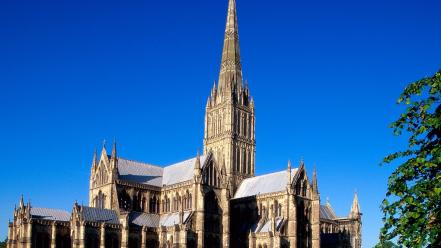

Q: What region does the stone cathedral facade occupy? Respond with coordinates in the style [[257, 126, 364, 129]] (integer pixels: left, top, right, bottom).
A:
[[6, 0, 362, 247]]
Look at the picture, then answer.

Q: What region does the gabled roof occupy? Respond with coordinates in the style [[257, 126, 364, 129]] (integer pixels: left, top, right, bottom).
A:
[[30, 207, 70, 222], [80, 206, 120, 224], [233, 169, 298, 199], [117, 155, 207, 187], [320, 204, 337, 220]]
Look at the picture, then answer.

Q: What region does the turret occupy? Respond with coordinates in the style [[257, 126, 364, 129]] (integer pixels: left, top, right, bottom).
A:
[[287, 160, 292, 185]]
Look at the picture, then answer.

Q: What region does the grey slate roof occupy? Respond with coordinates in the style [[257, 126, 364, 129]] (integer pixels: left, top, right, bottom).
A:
[[162, 157, 206, 186], [81, 206, 120, 224], [117, 156, 206, 187], [320, 204, 337, 220], [129, 211, 192, 227], [30, 208, 70, 222], [129, 212, 160, 227], [233, 169, 298, 199], [118, 158, 163, 187]]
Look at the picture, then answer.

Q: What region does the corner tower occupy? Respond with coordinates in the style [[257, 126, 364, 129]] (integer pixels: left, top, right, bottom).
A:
[[204, 0, 255, 190]]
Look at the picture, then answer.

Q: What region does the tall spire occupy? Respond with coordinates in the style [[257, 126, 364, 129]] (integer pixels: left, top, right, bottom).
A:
[[349, 191, 361, 219], [218, 0, 242, 94]]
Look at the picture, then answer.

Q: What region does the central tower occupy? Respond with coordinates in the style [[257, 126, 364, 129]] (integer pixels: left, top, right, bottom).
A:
[[204, 0, 255, 190]]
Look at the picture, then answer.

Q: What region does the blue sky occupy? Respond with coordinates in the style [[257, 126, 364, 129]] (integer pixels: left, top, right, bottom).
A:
[[0, 0, 440, 246]]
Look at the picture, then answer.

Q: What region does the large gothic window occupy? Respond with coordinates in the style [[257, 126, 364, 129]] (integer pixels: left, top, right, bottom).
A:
[[95, 191, 106, 209], [150, 195, 158, 213]]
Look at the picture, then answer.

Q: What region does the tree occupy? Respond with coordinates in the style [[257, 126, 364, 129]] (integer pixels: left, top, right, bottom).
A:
[[0, 238, 6, 248], [380, 69, 441, 247], [374, 240, 400, 248]]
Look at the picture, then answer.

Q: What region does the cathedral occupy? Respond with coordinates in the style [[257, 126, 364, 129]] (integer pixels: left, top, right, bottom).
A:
[[6, 0, 362, 247]]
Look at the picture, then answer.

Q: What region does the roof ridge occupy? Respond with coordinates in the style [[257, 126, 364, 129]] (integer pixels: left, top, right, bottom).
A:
[[119, 157, 162, 168], [249, 168, 297, 179], [31, 207, 69, 212], [165, 155, 202, 168]]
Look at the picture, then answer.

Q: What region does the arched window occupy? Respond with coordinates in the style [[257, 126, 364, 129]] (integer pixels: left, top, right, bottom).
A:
[[188, 193, 192, 209], [166, 197, 170, 212], [141, 197, 146, 212], [150, 195, 157, 213], [96, 191, 105, 209]]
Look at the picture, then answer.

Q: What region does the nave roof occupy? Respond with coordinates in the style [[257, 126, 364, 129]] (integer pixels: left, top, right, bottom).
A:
[[117, 155, 207, 187], [30, 207, 71, 222]]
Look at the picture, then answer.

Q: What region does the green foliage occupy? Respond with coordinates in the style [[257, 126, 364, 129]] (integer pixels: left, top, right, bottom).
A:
[[374, 240, 400, 248], [0, 238, 6, 248], [380, 69, 441, 247]]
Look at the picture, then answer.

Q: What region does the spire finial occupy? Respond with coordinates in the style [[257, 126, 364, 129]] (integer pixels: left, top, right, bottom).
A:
[[287, 160, 292, 185], [312, 165, 318, 194], [112, 139, 117, 159], [92, 149, 98, 166], [218, 0, 242, 93], [195, 150, 201, 171], [19, 195, 24, 208]]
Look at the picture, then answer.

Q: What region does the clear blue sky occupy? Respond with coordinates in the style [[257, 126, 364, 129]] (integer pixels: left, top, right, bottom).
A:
[[0, 0, 440, 246]]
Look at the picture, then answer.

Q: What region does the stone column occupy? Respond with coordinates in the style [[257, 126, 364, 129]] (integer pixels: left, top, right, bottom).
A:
[[179, 227, 187, 247], [273, 234, 281, 248], [158, 227, 167, 248], [141, 226, 147, 248], [173, 225, 180, 247], [25, 221, 32, 248], [221, 188, 230, 247], [311, 198, 320, 248], [100, 223, 105, 248], [51, 222, 57, 248], [121, 222, 129, 248], [194, 184, 204, 247], [286, 193, 297, 247], [248, 231, 255, 248], [79, 222, 85, 248], [145, 192, 151, 213], [7, 222, 13, 248]]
